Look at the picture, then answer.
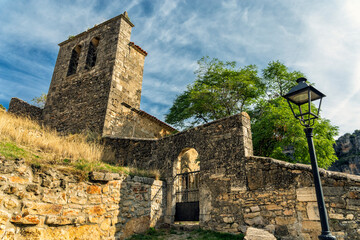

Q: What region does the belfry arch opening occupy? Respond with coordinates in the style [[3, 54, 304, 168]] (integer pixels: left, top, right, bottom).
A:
[[85, 37, 100, 69], [174, 148, 200, 222], [67, 45, 81, 76]]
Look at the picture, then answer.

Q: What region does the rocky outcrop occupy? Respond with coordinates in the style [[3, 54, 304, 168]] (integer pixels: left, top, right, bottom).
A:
[[329, 130, 360, 175]]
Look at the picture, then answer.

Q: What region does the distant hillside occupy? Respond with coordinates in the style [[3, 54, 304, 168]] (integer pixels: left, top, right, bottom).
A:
[[329, 130, 360, 175]]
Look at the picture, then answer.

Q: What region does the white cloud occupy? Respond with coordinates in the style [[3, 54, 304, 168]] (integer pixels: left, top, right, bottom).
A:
[[1, 0, 360, 136]]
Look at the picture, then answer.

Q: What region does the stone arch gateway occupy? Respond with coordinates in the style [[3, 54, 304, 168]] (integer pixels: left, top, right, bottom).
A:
[[173, 148, 200, 221]]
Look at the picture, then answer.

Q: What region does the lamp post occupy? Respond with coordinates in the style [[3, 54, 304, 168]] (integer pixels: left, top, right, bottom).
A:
[[283, 78, 336, 240]]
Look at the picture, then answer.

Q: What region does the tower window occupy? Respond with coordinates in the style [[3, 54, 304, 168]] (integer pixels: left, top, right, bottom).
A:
[[67, 45, 81, 76], [85, 37, 100, 69]]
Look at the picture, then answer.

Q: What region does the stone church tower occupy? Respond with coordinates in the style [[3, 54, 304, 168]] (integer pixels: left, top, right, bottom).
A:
[[41, 12, 174, 138]]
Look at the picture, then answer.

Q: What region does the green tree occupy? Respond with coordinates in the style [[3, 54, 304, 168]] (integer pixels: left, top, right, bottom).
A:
[[31, 93, 47, 109], [165, 57, 265, 127], [251, 97, 338, 168], [251, 61, 338, 168], [263, 60, 304, 99], [165, 58, 338, 168]]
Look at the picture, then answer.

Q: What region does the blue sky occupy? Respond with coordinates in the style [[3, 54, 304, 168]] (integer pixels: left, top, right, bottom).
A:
[[1, 0, 360, 137]]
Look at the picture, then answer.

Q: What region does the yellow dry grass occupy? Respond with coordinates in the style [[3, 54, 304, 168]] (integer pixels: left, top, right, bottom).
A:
[[0, 110, 161, 179], [0, 110, 103, 164]]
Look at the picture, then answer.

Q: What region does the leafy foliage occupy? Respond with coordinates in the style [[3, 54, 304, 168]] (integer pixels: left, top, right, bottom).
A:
[[31, 93, 47, 108], [251, 98, 338, 168], [165, 57, 339, 168], [0, 104, 5, 111], [165, 57, 264, 127], [262, 60, 304, 99]]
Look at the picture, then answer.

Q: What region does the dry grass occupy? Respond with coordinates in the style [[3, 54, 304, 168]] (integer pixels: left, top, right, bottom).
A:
[[0, 110, 160, 179], [0, 110, 103, 164]]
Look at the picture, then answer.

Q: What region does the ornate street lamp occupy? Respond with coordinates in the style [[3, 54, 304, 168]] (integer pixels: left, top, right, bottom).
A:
[[283, 77, 336, 240]]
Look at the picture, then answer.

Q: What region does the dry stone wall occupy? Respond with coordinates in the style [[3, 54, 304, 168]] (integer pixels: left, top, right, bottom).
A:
[[8, 98, 43, 122], [103, 112, 360, 239], [201, 156, 360, 240], [0, 157, 165, 240], [103, 113, 253, 176]]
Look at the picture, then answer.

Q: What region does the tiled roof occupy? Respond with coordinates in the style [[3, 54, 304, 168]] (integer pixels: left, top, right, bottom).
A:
[[129, 42, 148, 56]]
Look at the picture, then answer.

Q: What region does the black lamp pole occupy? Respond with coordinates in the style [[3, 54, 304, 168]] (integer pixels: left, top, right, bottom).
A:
[[283, 78, 336, 240], [304, 128, 336, 240]]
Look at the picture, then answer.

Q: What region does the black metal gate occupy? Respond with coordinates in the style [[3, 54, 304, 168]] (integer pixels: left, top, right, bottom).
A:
[[174, 171, 200, 221]]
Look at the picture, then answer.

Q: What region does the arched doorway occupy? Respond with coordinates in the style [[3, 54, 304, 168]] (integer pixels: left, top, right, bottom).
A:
[[174, 148, 200, 222]]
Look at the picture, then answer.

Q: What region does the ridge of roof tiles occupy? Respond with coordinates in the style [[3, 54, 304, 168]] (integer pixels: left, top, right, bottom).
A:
[[129, 42, 148, 56]]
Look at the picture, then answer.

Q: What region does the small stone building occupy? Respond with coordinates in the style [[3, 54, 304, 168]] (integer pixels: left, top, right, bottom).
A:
[[9, 12, 175, 139]]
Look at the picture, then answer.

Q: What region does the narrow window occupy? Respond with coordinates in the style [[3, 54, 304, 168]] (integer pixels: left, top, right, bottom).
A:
[[85, 37, 100, 69], [67, 45, 81, 76]]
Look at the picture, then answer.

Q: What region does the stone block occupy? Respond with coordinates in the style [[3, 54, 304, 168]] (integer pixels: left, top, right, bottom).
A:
[[86, 185, 102, 194], [122, 216, 150, 239], [9, 176, 28, 184], [302, 220, 321, 231], [329, 213, 344, 220], [69, 196, 87, 204], [244, 227, 276, 240], [100, 218, 112, 231], [19, 227, 43, 239], [23, 202, 62, 215], [245, 216, 264, 226], [265, 204, 282, 211], [223, 216, 234, 223], [10, 215, 40, 225], [3, 198, 18, 210], [250, 206, 260, 212], [323, 187, 346, 196], [85, 205, 106, 216], [296, 187, 316, 202], [0, 210, 10, 224], [45, 216, 74, 226], [42, 190, 67, 204], [306, 202, 320, 220], [62, 209, 81, 216], [275, 217, 296, 226], [244, 212, 261, 219]]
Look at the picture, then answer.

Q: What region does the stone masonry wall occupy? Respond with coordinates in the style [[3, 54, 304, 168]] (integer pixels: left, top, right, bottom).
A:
[[201, 156, 360, 240], [42, 14, 134, 135], [103, 103, 174, 139], [0, 157, 165, 240], [103, 112, 360, 239], [102, 113, 253, 224], [102, 112, 253, 176], [8, 98, 43, 122]]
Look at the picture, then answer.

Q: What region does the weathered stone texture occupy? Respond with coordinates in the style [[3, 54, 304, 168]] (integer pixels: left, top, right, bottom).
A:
[[200, 156, 360, 240], [103, 103, 174, 139], [103, 113, 252, 173], [0, 157, 165, 240], [103, 112, 360, 239], [37, 12, 173, 139], [42, 14, 127, 134], [245, 227, 276, 240], [8, 98, 43, 122]]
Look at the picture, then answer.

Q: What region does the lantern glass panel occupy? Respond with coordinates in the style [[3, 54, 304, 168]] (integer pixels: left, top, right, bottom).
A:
[[288, 89, 322, 105]]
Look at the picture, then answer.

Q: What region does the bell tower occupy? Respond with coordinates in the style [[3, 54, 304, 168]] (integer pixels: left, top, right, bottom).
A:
[[42, 12, 147, 135]]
